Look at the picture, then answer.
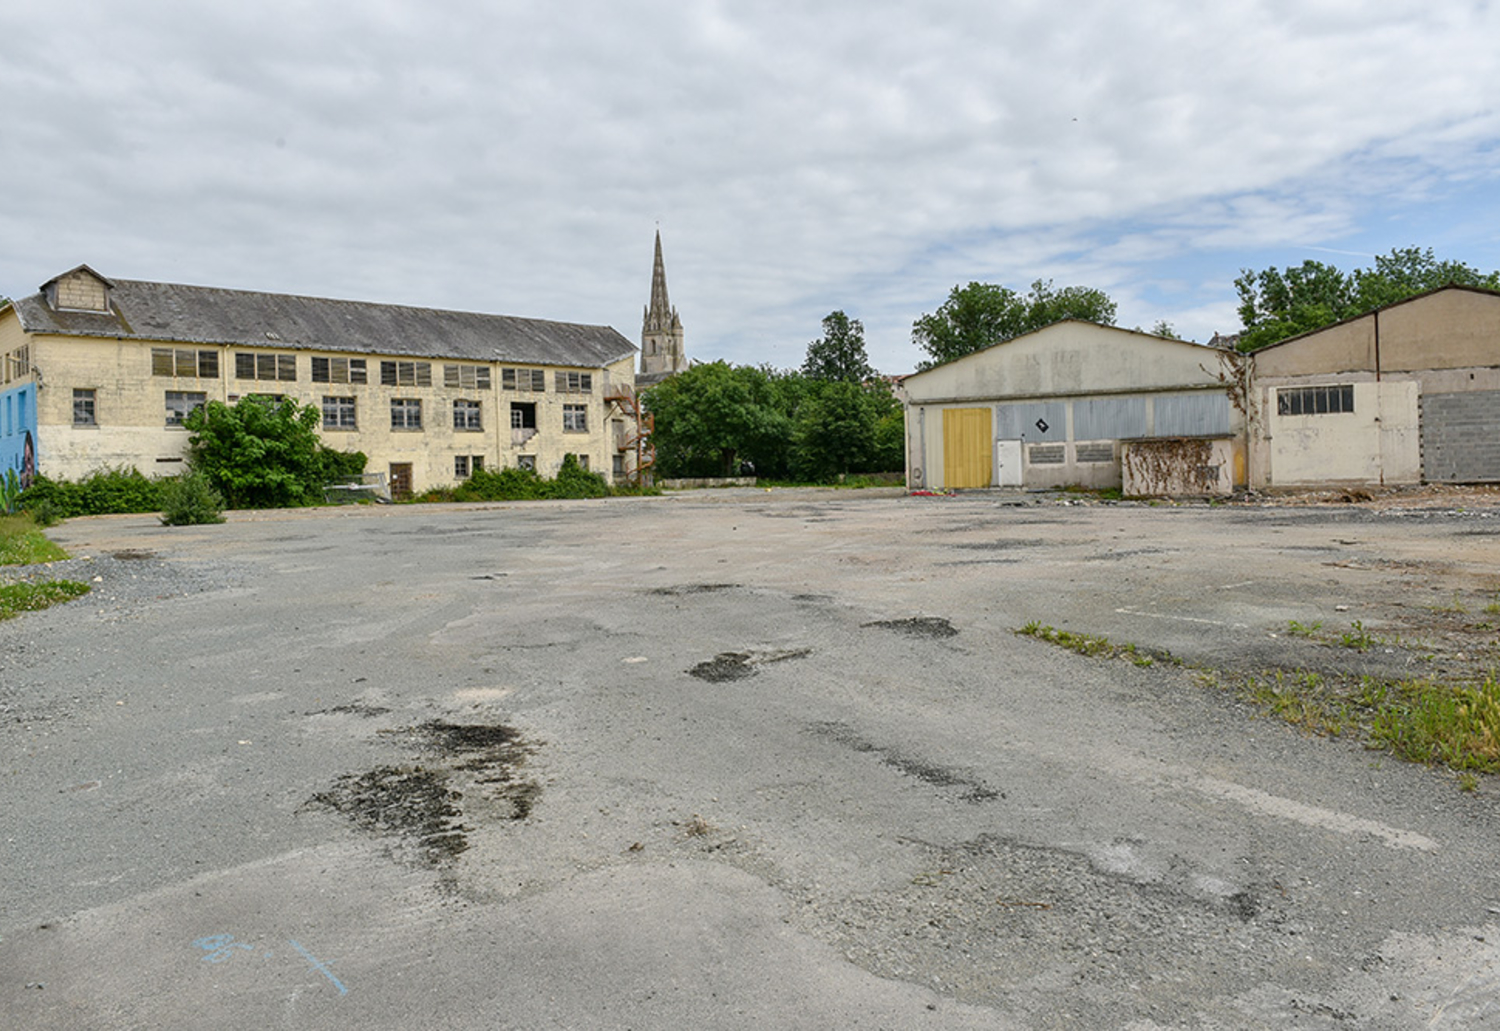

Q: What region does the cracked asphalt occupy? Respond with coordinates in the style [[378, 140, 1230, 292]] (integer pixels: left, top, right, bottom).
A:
[[3, 488, 1500, 1029]]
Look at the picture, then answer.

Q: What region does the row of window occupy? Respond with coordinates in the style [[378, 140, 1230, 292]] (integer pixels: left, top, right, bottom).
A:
[[151, 349, 589, 393], [3, 345, 31, 385], [71, 389, 591, 433]]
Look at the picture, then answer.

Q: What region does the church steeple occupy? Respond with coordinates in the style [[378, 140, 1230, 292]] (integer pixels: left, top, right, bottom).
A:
[[639, 229, 686, 380]]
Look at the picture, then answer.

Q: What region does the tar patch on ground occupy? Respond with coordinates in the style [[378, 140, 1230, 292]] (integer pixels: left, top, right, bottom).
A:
[[109, 549, 155, 560], [809, 721, 998, 803], [651, 583, 742, 596], [305, 718, 539, 867], [861, 616, 959, 639], [306, 702, 392, 717], [951, 539, 1048, 551], [688, 648, 812, 683]]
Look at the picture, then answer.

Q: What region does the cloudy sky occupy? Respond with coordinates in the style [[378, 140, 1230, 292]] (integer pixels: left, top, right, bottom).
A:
[[3, 0, 1498, 373]]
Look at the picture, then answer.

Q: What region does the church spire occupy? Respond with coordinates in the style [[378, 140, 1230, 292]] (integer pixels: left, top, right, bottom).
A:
[[639, 229, 686, 380]]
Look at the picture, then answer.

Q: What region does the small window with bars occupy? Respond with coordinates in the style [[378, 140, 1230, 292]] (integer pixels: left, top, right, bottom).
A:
[[1277, 384, 1354, 416]]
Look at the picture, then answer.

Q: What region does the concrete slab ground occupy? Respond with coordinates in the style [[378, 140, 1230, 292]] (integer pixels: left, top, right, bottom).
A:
[[3, 488, 1500, 1029]]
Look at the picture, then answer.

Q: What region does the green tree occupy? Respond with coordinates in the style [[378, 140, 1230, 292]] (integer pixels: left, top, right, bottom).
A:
[[184, 397, 365, 508], [643, 362, 793, 478], [802, 310, 874, 383], [912, 279, 1117, 367], [790, 381, 876, 481], [1236, 248, 1500, 351]]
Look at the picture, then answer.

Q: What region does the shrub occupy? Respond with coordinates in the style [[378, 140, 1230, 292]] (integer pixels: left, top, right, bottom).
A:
[[160, 470, 226, 526], [19, 467, 163, 517], [548, 454, 610, 499], [185, 397, 365, 509], [28, 499, 61, 527]]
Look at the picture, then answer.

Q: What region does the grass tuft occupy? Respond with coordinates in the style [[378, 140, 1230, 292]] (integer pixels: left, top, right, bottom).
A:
[[0, 580, 91, 620]]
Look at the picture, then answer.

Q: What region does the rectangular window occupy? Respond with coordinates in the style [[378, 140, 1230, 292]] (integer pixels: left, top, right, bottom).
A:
[[322, 396, 357, 430], [381, 361, 432, 387], [235, 352, 297, 381], [165, 390, 206, 427], [613, 454, 625, 477], [453, 399, 483, 431], [563, 403, 588, 432], [573, 453, 590, 471], [455, 454, 471, 479], [153, 348, 218, 378], [391, 397, 423, 430], [312, 357, 368, 384], [73, 388, 97, 426], [501, 368, 547, 391], [444, 364, 492, 390], [1277, 384, 1355, 416], [555, 371, 593, 393]]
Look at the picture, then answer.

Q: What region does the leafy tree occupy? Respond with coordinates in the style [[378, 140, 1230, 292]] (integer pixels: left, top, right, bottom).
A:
[[184, 397, 365, 508], [912, 279, 1117, 367], [1149, 320, 1180, 339], [643, 362, 794, 478], [790, 381, 877, 481], [1236, 247, 1500, 351], [802, 310, 874, 383]]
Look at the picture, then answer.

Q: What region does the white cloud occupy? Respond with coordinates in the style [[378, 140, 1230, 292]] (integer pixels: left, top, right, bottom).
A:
[[2, 0, 1498, 372]]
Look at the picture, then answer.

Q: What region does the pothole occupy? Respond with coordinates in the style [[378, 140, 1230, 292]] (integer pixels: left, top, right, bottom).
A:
[[688, 648, 812, 682], [862, 616, 958, 639]]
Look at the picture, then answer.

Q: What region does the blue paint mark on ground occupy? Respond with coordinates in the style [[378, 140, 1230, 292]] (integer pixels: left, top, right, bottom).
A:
[[289, 939, 349, 996]]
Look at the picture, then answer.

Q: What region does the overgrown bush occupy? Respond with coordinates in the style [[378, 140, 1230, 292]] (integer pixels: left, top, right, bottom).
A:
[[413, 458, 614, 504], [19, 467, 163, 517], [160, 470, 226, 526], [185, 397, 366, 509]]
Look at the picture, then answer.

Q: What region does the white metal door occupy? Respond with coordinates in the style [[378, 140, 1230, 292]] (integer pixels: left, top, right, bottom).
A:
[[995, 439, 1023, 487]]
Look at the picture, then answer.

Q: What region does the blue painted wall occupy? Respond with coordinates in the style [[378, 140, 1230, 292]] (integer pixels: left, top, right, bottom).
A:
[[1, 382, 38, 489]]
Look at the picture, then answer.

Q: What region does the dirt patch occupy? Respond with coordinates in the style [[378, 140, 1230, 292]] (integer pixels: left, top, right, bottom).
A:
[[861, 616, 958, 639], [306, 718, 539, 865], [109, 550, 155, 560], [688, 649, 812, 683]]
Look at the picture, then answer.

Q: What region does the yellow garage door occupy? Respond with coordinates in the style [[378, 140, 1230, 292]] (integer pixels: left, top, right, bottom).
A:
[[943, 408, 992, 488]]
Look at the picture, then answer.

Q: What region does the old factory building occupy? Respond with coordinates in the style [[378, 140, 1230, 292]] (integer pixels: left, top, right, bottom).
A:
[[1, 263, 651, 497]]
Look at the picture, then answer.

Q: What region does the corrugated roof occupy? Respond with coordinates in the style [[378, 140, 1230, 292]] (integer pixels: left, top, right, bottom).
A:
[[13, 275, 636, 368]]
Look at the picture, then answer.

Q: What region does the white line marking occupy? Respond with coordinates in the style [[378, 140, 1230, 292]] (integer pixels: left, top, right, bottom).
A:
[[1193, 776, 1439, 852], [1115, 606, 1248, 629]]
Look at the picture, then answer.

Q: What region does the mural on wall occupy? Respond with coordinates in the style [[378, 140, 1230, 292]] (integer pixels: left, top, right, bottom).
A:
[[2, 384, 39, 489]]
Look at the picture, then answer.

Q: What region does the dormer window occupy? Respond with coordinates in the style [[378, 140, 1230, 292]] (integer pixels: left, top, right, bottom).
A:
[[45, 265, 113, 312]]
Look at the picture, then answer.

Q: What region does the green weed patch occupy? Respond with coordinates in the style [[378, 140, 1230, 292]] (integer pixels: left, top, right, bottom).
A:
[[0, 580, 91, 620]]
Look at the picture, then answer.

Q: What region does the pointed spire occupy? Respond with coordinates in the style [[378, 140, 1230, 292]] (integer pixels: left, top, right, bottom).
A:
[[646, 229, 673, 331]]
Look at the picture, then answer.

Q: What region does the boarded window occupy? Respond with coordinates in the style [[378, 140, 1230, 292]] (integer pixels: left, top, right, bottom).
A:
[[1075, 442, 1114, 464], [1028, 443, 1065, 465]]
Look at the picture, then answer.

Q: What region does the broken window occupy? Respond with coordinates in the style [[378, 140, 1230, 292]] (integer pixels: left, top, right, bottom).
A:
[[563, 404, 587, 432], [444, 364, 492, 390], [322, 396, 357, 430], [73, 388, 96, 426], [311, 357, 367, 384], [390, 397, 423, 430], [380, 360, 432, 387], [554, 371, 593, 394], [453, 399, 483, 431], [235, 352, 296, 381], [153, 348, 219, 378], [517, 454, 536, 471], [501, 368, 546, 391], [165, 390, 206, 426], [1277, 384, 1355, 416]]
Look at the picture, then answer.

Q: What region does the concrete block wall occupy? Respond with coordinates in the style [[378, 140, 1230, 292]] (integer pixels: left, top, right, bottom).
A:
[[1422, 390, 1500, 483]]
